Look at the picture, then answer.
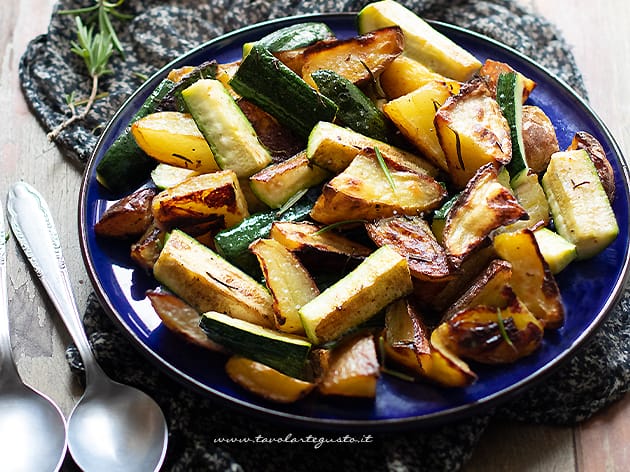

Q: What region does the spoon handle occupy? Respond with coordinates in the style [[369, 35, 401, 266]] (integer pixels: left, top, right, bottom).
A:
[[0, 200, 20, 382], [6, 182, 99, 378]]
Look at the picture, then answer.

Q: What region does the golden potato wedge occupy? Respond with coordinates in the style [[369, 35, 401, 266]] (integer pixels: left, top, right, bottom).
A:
[[226, 356, 315, 403], [302, 26, 403, 88], [382, 80, 456, 171], [444, 259, 513, 319], [426, 329, 477, 387], [310, 151, 446, 225], [478, 59, 536, 102], [521, 105, 559, 174], [366, 215, 453, 282], [147, 288, 224, 352], [442, 164, 526, 268], [249, 238, 319, 334], [379, 55, 459, 99], [307, 121, 438, 176], [433, 295, 544, 364], [493, 229, 564, 329], [319, 334, 380, 398], [94, 187, 156, 239], [435, 79, 512, 188], [151, 170, 249, 230], [167, 65, 196, 82], [131, 111, 220, 173], [567, 131, 615, 202]]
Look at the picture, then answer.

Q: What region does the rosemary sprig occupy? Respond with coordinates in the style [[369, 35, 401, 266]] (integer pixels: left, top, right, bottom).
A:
[[374, 146, 396, 191], [496, 308, 516, 350], [314, 219, 369, 235], [48, 1, 131, 140]]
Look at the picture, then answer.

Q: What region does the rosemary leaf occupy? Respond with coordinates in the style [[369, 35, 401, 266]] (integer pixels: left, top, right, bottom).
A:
[[275, 188, 309, 217], [374, 146, 396, 191], [496, 308, 516, 349], [314, 219, 368, 235]]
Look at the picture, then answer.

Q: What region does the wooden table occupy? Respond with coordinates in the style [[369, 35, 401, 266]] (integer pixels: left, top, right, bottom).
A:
[[1, 1, 628, 470]]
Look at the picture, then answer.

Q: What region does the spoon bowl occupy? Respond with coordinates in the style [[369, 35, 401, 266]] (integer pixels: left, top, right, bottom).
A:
[[7, 182, 168, 472], [0, 199, 67, 472]]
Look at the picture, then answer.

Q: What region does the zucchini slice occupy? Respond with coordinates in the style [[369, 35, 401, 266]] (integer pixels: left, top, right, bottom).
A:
[[541, 149, 618, 259], [298, 244, 413, 345], [496, 71, 527, 178], [242, 22, 334, 56], [181, 79, 272, 177], [229, 44, 338, 138], [200, 312, 312, 378]]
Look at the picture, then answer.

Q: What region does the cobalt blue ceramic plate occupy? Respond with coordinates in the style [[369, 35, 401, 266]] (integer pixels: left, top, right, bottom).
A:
[[79, 13, 630, 430]]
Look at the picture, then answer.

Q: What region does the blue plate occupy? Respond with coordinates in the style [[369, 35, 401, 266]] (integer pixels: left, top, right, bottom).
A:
[[79, 13, 630, 430]]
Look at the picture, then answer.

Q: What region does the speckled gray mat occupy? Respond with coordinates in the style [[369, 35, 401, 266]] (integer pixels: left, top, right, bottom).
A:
[[19, 1, 630, 471]]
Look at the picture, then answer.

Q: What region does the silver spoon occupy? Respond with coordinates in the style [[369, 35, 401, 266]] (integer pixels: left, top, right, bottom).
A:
[[7, 182, 168, 472], [0, 199, 67, 472]]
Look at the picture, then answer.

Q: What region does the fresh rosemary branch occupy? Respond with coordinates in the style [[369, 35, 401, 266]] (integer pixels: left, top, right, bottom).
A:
[[48, 1, 131, 140]]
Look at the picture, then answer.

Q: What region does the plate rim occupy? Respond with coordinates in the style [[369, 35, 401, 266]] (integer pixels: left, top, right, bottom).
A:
[[79, 12, 630, 431]]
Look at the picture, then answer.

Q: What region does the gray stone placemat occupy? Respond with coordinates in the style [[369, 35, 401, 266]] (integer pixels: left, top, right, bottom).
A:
[[20, 1, 629, 470]]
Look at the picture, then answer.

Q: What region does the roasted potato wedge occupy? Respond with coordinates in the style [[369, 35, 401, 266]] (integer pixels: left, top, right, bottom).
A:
[[383, 299, 432, 374], [435, 79, 512, 188], [444, 259, 513, 319], [152, 170, 249, 230], [433, 295, 544, 364], [269, 220, 372, 271], [226, 356, 315, 403], [310, 151, 446, 225], [426, 328, 477, 387], [131, 112, 220, 173], [94, 187, 156, 239], [521, 105, 559, 174], [382, 80, 456, 172], [319, 334, 380, 398], [302, 26, 404, 87], [366, 215, 453, 282], [493, 229, 564, 329], [567, 131, 616, 202], [249, 238, 319, 334], [478, 59, 536, 102], [442, 164, 526, 268], [379, 55, 458, 99], [147, 288, 224, 352], [130, 222, 165, 271]]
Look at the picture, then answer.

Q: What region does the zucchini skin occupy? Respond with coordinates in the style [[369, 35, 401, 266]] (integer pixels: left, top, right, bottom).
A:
[[496, 72, 527, 177], [310, 69, 391, 142], [96, 78, 175, 194], [229, 45, 338, 138], [252, 22, 333, 52]]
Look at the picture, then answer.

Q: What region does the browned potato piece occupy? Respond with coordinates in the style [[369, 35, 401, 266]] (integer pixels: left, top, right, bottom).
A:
[[493, 229, 564, 329], [151, 171, 249, 230], [366, 216, 453, 282], [435, 79, 512, 188], [442, 164, 526, 268], [310, 151, 446, 225], [94, 187, 156, 239], [521, 105, 560, 174], [319, 334, 380, 398], [226, 356, 315, 403], [478, 59, 536, 102], [237, 99, 304, 161], [433, 295, 544, 364], [444, 259, 513, 319], [130, 223, 165, 271], [427, 329, 477, 387], [302, 26, 403, 87], [567, 131, 615, 202], [270, 220, 372, 271], [379, 55, 458, 99], [147, 288, 224, 352], [383, 299, 431, 374]]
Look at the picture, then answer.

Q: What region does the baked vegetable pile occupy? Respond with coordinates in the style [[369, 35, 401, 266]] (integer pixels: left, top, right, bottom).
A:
[[94, 0, 619, 403]]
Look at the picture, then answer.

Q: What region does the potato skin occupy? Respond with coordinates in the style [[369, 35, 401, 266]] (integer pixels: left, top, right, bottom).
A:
[[94, 187, 156, 239], [567, 131, 616, 202], [521, 105, 559, 174]]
